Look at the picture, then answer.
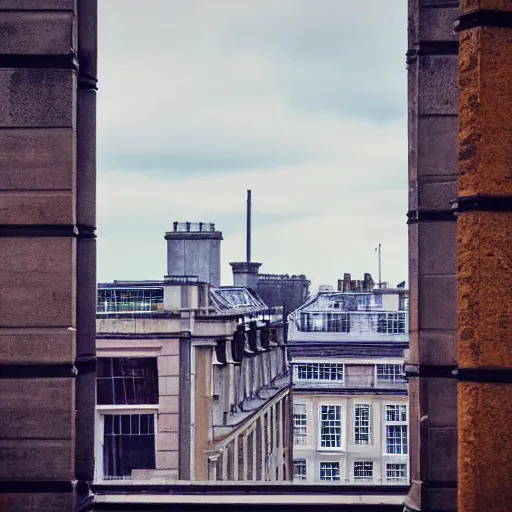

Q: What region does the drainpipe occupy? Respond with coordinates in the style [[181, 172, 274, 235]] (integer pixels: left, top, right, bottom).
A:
[[456, 5, 512, 511]]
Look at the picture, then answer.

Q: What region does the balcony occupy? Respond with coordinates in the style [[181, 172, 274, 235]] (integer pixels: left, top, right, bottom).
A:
[[97, 287, 164, 314]]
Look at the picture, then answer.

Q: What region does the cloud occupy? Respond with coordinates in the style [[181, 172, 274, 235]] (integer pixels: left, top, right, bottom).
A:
[[96, 0, 408, 292]]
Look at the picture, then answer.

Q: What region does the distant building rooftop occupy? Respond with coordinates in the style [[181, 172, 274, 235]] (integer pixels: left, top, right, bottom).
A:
[[258, 273, 309, 281], [287, 290, 409, 341]]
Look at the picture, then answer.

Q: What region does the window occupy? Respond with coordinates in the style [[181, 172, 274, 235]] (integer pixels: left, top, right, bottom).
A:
[[320, 405, 342, 448], [198, 286, 207, 309], [354, 404, 372, 444], [385, 405, 408, 454], [353, 461, 373, 482], [299, 312, 350, 333], [103, 414, 156, 479], [386, 404, 407, 422], [293, 404, 308, 445], [97, 287, 164, 313], [386, 463, 407, 483], [293, 459, 307, 480], [376, 364, 406, 384], [97, 357, 159, 405], [295, 363, 344, 381], [181, 285, 189, 308], [319, 462, 340, 481], [377, 312, 406, 334]]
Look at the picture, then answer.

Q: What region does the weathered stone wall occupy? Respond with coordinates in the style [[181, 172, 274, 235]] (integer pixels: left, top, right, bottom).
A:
[[457, 2, 512, 511], [257, 276, 310, 322], [406, 1, 459, 511], [0, 1, 97, 510]]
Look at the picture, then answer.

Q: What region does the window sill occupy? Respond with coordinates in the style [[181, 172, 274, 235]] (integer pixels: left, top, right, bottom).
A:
[[97, 404, 159, 410]]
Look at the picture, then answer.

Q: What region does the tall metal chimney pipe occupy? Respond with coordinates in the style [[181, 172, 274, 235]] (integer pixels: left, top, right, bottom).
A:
[[246, 189, 251, 263]]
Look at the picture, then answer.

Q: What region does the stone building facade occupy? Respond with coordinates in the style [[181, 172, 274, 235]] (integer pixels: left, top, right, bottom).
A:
[[406, 2, 459, 510], [287, 281, 409, 485], [0, 1, 97, 510], [94, 224, 292, 484], [95, 279, 291, 483]]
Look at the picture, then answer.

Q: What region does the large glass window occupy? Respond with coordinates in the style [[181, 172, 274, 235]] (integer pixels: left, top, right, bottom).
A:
[[299, 312, 350, 333], [386, 463, 407, 483], [319, 462, 340, 481], [293, 459, 307, 480], [385, 405, 408, 454], [376, 364, 406, 384], [353, 461, 373, 482], [354, 404, 371, 444], [376, 312, 406, 334], [103, 414, 156, 479], [320, 405, 342, 448], [295, 363, 344, 381], [97, 287, 164, 313], [97, 357, 159, 406], [293, 404, 308, 445]]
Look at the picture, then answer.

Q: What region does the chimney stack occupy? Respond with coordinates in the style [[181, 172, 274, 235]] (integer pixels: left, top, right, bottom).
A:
[[230, 262, 262, 291], [164, 222, 223, 287], [363, 273, 375, 292]]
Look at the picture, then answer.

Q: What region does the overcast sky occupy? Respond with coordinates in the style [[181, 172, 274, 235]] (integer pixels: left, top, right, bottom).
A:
[[97, 1, 408, 292]]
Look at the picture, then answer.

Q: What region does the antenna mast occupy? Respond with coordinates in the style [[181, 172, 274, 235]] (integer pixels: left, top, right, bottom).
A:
[[246, 190, 251, 263], [377, 243, 382, 289]]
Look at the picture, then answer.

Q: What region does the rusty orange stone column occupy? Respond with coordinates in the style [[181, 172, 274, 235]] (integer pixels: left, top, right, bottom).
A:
[[457, 2, 512, 511]]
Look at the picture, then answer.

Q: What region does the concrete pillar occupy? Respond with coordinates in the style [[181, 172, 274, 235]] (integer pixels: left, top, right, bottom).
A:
[[284, 393, 292, 481], [0, 1, 96, 510], [268, 405, 275, 480], [276, 402, 282, 480], [242, 432, 249, 481], [405, 1, 459, 511], [221, 448, 228, 481], [456, 4, 512, 511], [257, 415, 265, 480], [208, 454, 219, 481], [251, 428, 257, 481], [232, 436, 239, 481]]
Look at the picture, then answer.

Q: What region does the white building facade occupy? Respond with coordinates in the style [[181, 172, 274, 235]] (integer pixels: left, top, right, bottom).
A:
[[287, 278, 409, 485]]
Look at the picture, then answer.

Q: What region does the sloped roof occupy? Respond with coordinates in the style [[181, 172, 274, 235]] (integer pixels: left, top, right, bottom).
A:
[[210, 287, 268, 314]]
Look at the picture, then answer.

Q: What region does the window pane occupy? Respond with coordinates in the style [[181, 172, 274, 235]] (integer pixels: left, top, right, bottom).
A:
[[320, 462, 340, 481], [104, 414, 113, 434], [293, 404, 307, 445], [296, 363, 344, 381], [354, 404, 371, 445], [293, 459, 307, 480], [377, 364, 406, 383], [103, 414, 156, 479], [97, 357, 159, 405], [386, 425, 408, 454], [121, 415, 131, 435], [131, 415, 139, 435], [97, 287, 164, 313], [320, 405, 341, 448], [386, 463, 407, 482], [354, 461, 373, 480], [386, 404, 407, 422]]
